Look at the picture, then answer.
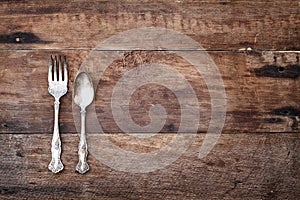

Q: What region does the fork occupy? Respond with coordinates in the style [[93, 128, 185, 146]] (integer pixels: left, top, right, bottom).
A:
[[48, 55, 68, 173]]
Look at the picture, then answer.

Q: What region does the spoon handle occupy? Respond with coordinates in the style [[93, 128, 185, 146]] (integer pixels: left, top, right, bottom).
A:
[[76, 108, 90, 174]]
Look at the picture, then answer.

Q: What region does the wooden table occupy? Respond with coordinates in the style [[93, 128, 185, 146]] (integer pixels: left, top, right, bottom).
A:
[[0, 0, 299, 199]]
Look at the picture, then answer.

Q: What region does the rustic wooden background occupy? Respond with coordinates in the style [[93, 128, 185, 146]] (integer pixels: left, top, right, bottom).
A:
[[0, 0, 299, 199]]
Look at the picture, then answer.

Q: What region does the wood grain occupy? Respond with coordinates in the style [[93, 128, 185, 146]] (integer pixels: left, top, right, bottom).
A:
[[0, 133, 299, 200], [0, 0, 299, 50]]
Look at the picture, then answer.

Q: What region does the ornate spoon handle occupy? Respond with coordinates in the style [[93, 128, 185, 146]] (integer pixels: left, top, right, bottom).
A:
[[76, 108, 89, 174]]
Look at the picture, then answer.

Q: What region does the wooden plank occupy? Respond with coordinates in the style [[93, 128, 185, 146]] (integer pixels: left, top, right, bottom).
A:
[[0, 0, 299, 50], [0, 133, 299, 199], [0, 50, 300, 134]]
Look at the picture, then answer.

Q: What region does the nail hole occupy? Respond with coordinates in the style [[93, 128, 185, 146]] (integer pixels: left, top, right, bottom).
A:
[[283, 110, 290, 115], [278, 66, 285, 73], [273, 56, 277, 63], [167, 124, 175, 132], [16, 151, 24, 157]]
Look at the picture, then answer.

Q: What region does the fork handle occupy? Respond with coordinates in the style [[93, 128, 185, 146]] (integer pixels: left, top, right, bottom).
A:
[[48, 100, 64, 173], [76, 108, 89, 174]]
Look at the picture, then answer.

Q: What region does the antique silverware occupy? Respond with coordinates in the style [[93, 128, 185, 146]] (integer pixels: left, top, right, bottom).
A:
[[73, 71, 94, 174], [48, 55, 68, 173]]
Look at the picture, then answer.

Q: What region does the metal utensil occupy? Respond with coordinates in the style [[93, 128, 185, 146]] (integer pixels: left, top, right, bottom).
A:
[[48, 55, 68, 173], [73, 71, 94, 174]]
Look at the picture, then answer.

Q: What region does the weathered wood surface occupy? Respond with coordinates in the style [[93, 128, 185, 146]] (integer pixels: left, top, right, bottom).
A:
[[0, 0, 300, 199], [0, 133, 299, 199], [0, 0, 299, 50], [1, 51, 300, 133]]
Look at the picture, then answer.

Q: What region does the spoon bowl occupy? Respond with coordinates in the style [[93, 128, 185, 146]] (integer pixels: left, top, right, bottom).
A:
[[74, 72, 94, 110]]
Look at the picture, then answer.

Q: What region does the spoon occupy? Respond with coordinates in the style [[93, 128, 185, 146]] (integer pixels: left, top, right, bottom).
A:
[[73, 71, 94, 174]]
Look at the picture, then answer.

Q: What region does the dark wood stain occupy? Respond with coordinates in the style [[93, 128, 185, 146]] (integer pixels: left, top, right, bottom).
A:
[[0, 32, 50, 44], [251, 64, 300, 79], [271, 107, 300, 130], [265, 118, 284, 123], [272, 106, 300, 117]]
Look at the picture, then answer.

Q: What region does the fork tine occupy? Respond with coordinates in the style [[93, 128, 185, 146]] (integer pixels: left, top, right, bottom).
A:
[[48, 55, 53, 82], [63, 56, 68, 82], [58, 56, 63, 81], [53, 56, 57, 81]]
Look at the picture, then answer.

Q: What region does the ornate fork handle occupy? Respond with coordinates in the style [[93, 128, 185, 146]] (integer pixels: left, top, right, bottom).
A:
[[48, 99, 64, 173]]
